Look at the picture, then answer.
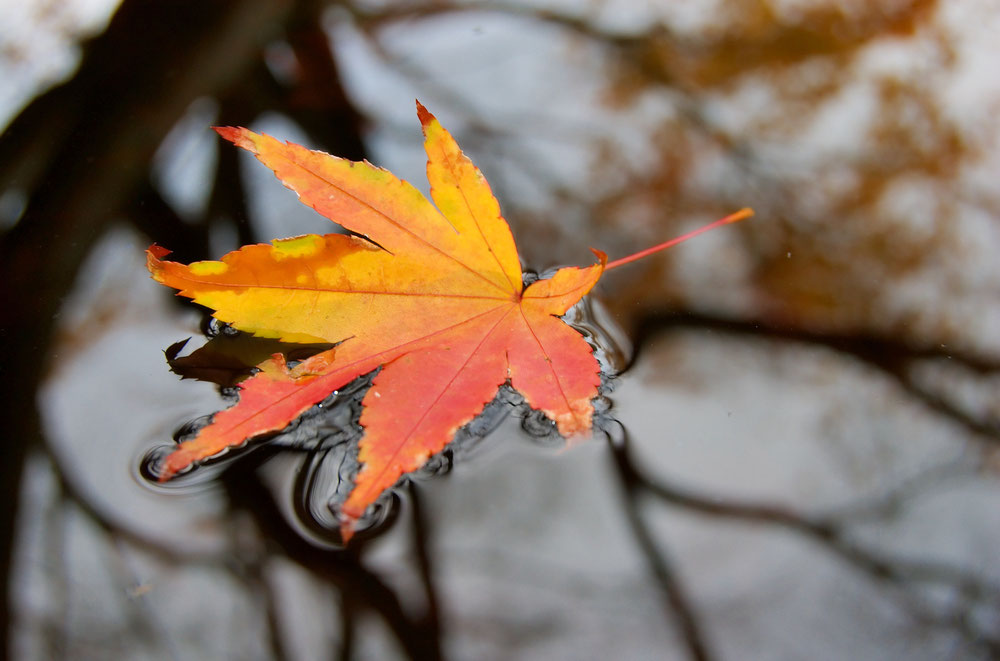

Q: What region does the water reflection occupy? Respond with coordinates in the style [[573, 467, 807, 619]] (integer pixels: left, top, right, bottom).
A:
[[7, 1, 1000, 658], [139, 293, 634, 548]]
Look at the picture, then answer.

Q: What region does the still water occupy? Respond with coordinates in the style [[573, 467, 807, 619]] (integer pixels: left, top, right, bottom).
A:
[[16, 225, 997, 660]]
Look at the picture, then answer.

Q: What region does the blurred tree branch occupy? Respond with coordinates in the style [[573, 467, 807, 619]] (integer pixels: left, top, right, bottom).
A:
[[607, 426, 1000, 657], [0, 0, 341, 655], [630, 310, 1000, 446]]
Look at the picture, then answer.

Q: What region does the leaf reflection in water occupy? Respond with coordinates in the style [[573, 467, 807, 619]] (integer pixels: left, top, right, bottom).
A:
[[140, 293, 633, 547]]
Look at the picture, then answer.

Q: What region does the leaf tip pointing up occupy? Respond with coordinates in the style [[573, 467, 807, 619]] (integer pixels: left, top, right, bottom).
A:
[[415, 99, 434, 128]]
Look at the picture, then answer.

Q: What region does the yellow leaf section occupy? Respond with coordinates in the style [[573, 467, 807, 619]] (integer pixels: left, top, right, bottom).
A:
[[522, 252, 607, 315], [189, 261, 229, 276], [214, 126, 513, 298], [147, 235, 511, 346], [418, 102, 522, 295], [271, 234, 326, 259]]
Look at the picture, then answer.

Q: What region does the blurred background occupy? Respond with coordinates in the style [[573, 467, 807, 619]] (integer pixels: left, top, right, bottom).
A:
[[2, 0, 999, 659]]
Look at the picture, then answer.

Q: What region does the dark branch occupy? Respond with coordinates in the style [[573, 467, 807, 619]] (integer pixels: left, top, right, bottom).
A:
[[629, 310, 1000, 445], [604, 421, 715, 661], [607, 422, 1000, 652], [408, 482, 444, 656]]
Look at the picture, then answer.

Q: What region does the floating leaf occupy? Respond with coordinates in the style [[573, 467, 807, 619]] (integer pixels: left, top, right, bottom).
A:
[[148, 102, 751, 540]]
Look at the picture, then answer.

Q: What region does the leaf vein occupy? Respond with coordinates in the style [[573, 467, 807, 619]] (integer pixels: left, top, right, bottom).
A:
[[275, 148, 512, 296]]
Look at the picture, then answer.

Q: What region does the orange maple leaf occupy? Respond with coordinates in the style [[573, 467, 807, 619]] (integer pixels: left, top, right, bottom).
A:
[[147, 102, 751, 541]]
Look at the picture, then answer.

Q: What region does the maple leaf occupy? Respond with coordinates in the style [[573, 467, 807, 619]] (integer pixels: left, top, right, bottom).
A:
[[147, 102, 751, 541]]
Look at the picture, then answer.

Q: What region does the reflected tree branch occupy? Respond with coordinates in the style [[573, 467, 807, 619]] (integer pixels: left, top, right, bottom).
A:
[[630, 310, 1000, 446], [336, 591, 357, 661], [0, 1, 298, 653], [220, 452, 442, 661], [38, 445, 229, 568], [606, 420, 715, 661], [606, 418, 1000, 655], [408, 481, 444, 655]]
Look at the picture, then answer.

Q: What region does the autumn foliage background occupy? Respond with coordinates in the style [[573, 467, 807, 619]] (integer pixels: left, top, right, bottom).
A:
[[1, 1, 999, 660]]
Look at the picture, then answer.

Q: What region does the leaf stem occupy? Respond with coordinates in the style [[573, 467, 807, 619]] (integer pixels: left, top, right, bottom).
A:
[[604, 208, 754, 271]]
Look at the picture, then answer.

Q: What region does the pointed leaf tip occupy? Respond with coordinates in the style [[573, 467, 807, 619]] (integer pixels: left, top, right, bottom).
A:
[[415, 100, 435, 129], [213, 126, 255, 151], [147, 244, 171, 259]]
